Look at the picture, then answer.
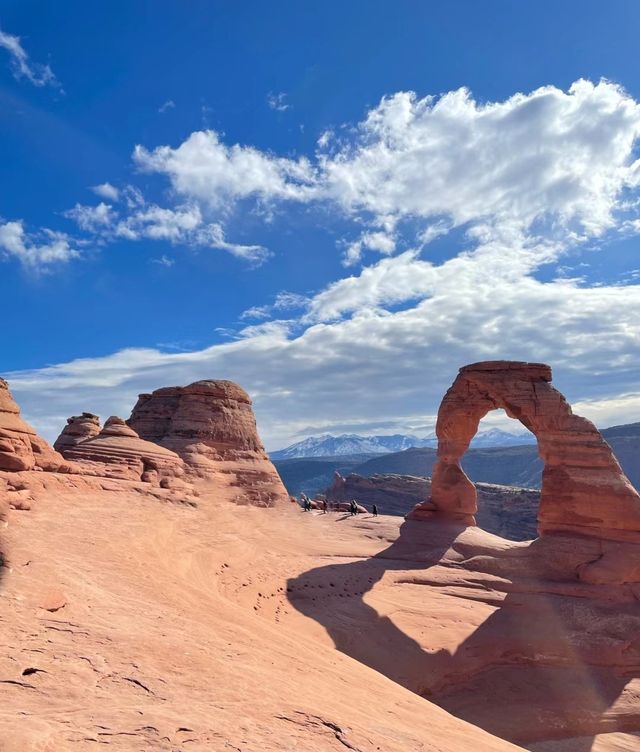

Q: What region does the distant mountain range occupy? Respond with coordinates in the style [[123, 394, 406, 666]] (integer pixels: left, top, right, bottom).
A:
[[270, 428, 536, 459], [273, 422, 640, 498]]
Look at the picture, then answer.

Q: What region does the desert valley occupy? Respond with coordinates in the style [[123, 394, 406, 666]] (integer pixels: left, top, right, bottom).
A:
[[2, 360, 640, 752]]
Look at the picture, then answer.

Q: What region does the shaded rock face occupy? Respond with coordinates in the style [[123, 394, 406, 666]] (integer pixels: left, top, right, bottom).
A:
[[0, 378, 70, 474], [409, 361, 640, 544], [327, 472, 540, 541], [63, 416, 187, 485], [53, 412, 101, 453], [128, 380, 288, 507]]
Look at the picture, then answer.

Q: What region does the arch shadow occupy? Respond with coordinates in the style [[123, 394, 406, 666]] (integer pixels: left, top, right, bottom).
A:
[[287, 519, 637, 750]]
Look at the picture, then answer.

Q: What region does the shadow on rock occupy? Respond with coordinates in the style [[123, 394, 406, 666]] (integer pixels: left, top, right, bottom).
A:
[[287, 520, 640, 750]]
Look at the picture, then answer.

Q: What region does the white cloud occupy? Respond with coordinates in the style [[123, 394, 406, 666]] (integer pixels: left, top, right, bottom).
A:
[[133, 130, 316, 210], [240, 291, 310, 320], [132, 80, 640, 255], [91, 183, 120, 201], [151, 254, 175, 268], [65, 200, 269, 263], [0, 27, 59, 88], [343, 229, 396, 266], [267, 92, 290, 112], [7, 263, 640, 449], [65, 202, 116, 232], [0, 220, 79, 269], [51, 79, 640, 278], [158, 99, 175, 114], [7, 79, 640, 449]]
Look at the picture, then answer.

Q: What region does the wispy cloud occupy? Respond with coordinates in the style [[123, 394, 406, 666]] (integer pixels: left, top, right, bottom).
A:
[[152, 254, 175, 268], [0, 26, 60, 88], [158, 99, 175, 114], [267, 92, 290, 112]]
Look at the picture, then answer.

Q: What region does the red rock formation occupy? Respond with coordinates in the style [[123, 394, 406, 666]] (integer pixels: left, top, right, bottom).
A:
[[0, 378, 70, 473], [408, 361, 640, 543], [53, 412, 101, 453], [63, 416, 187, 485], [128, 380, 288, 507]]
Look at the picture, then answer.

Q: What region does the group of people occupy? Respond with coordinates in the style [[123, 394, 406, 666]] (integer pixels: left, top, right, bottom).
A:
[[298, 492, 378, 517], [300, 492, 326, 512]]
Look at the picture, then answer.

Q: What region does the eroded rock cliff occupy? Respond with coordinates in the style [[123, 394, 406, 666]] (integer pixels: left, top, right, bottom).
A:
[[0, 378, 70, 474], [128, 380, 288, 507]]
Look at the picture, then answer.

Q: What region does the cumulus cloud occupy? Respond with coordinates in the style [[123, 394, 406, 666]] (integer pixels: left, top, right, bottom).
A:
[[65, 202, 116, 232], [6, 79, 640, 446], [0, 220, 79, 269], [133, 130, 317, 210], [44, 79, 640, 276], [131, 80, 640, 254], [0, 27, 59, 88]]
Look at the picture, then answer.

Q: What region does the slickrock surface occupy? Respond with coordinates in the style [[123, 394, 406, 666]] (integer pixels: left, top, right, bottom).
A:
[[0, 483, 526, 752], [409, 361, 640, 545], [3, 482, 640, 751], [63, 416, 188, 486], [53, 413, 101, 453], [128, 380, 288, 507], [326, 472, 540, 541], [0, 378, 70, 474], [287, 515, 640, 750]]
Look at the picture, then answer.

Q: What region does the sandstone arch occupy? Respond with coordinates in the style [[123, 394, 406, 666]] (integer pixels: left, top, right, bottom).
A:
[[408, 361, 640, 542]]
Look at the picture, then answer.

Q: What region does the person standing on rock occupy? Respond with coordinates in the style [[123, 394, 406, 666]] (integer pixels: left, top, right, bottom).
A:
[[372, 504, 378, 517]]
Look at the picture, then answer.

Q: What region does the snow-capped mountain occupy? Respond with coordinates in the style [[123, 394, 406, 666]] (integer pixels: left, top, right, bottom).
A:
[[270, 429, 535, 459], [469, 428, 537, 448]]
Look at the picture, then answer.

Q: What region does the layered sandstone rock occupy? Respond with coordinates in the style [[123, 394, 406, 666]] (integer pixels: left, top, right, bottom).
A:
[[0, 378, 70, 474], [64, 416, 187, 485], [53, 412, 101, 453], [408, 361, 640, 544], [128, 380, 288, 507]]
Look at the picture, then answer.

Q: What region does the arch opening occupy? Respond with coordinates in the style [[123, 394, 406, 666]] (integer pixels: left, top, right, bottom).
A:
[[459, 409, 540, 541], [408, 361, 640, 543]]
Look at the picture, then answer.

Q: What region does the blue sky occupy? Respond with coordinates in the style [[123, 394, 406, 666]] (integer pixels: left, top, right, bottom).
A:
[[2, 1, 640, 449]]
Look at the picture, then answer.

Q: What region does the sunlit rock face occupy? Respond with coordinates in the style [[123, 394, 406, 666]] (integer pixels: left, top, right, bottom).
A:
[[128, 380, 289, 508], [0, 378, 71, 474], [63, 416, 188, 486], [54, 413, 101, 454], [408, 360, 640, 545]]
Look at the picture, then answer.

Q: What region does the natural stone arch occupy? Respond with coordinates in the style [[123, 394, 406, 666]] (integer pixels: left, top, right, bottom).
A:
[[408, 361, 640, 542]]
